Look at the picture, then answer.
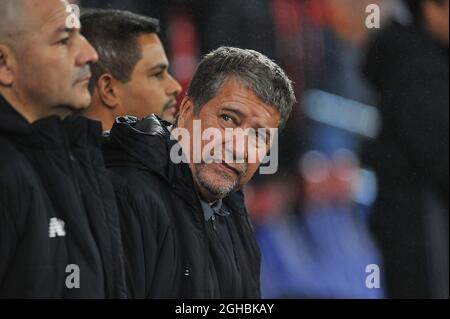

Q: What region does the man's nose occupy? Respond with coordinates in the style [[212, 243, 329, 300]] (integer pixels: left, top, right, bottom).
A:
[[167, 74, 182, 97], [225, 132, 249, 163], [76, 35, 99, 66]]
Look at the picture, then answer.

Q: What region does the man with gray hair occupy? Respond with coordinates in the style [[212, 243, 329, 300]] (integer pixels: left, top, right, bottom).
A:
[[102, 46, 296, 298], [0, 0, 126, 298]]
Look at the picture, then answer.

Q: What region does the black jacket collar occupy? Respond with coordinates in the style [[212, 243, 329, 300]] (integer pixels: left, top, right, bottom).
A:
[[103, 115, 177, 183], [0, 94, 103, 149], [0, 94, 38, 136]]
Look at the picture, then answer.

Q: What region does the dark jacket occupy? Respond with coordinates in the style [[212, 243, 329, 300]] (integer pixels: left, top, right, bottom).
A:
[[362, 22, 449, 298], [0, 95, 127, 298], [102, 115, 261, 299]]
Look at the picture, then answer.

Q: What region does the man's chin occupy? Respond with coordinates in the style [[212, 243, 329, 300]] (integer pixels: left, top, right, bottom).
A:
[[196, 170, 239, 200], [54, 97, 91, 118], [161, 103, 178, 123], [161, 110, 176, 123], [70, 93, 92, 110]]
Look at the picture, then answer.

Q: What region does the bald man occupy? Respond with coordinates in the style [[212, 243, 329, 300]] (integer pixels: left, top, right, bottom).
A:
[[0, 0, 126, 298]]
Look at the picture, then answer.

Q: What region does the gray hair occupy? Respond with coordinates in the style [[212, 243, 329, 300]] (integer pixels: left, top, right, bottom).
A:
[[187, 47, 296, 128]]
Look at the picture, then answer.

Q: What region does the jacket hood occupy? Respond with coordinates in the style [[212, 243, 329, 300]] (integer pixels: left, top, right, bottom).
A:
[[103, 115, 178, 183]]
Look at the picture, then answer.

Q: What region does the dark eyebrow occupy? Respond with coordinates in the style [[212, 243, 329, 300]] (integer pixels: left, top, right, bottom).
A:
[[149, 64, 168, 73], [222, 106, 270, 130]]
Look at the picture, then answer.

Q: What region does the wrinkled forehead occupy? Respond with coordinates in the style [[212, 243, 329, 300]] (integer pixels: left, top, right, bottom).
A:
[[18, 0, 72, 36]]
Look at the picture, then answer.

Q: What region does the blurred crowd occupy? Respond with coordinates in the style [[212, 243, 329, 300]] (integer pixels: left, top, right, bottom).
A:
[[78, 0, 449, 299]]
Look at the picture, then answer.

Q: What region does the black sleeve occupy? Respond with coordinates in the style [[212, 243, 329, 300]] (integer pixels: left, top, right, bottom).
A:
[[114, 182, 180, 299], [0, 184, 22, 288]]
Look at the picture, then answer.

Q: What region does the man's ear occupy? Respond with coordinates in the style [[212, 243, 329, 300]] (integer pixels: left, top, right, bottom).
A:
[[97, 73, 119, 109], [0, 44, 15, 87], [177, 96, 194, 127]]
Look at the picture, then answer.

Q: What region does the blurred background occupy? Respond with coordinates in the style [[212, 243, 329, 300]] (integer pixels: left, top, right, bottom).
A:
[[76, 0, 449, 299]]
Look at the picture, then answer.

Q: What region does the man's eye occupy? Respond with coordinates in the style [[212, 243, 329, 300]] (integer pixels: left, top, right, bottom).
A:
[[222, 114, 232, 121], [153, 72, 164, 79], [221, 114, 236, 124], [57, 38, 70, 46]]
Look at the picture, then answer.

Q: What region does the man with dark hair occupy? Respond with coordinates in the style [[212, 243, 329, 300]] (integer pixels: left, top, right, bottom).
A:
[[80, 9, 182, 130], [363, 0, 449, 298], [0, 0, 127, 298], [102, 46, 296, 298]]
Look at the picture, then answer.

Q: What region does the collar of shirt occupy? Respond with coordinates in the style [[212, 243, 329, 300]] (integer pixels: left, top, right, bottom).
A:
[[200, 199, 231, 221]]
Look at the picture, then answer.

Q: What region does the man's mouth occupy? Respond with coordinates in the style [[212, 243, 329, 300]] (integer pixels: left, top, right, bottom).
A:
[[217, 162, 244, 177], [74, 74, 92, 85], [163, 99, 178, 112]]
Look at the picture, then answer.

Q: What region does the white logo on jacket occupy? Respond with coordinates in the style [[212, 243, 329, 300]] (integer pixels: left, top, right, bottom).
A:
[[49, 217, 66, 238]]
